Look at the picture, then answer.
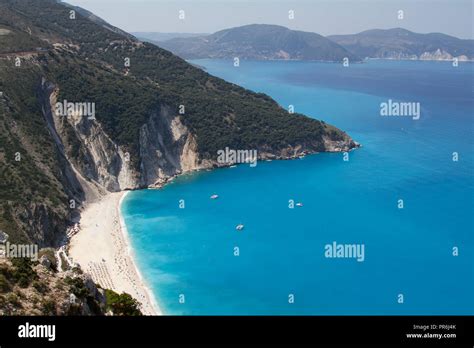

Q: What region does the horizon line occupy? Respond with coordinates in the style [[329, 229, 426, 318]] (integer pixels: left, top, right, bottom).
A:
[[130, 25, 473, 41]]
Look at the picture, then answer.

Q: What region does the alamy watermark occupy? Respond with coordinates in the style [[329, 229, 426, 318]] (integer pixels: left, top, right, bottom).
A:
[[55, 100, 96, 120], [18, 322, 55, 342], [0, 231, 38, 261], [380, 99, 420, 120], [324, 241, 365, 262], [217, 147, 258, 167]]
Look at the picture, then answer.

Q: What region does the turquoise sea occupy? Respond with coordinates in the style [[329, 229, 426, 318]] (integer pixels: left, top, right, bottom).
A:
[[122, 59, 474, 315]]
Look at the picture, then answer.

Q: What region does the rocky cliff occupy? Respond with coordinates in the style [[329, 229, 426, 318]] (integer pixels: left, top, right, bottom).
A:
[[44, 80, 357, 195]]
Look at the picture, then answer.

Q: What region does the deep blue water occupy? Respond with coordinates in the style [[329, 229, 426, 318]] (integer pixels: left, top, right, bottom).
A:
[[122, 59, 474, 315]]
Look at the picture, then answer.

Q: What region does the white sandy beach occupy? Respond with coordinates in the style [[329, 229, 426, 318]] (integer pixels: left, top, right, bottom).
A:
[[69, 191, 161, 315]]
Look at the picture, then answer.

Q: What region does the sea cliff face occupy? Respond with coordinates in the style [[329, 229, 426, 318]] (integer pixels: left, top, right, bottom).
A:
[[44, 86, 195, 192], [44, 83, 210, 193], [43, 80, 357, 196]]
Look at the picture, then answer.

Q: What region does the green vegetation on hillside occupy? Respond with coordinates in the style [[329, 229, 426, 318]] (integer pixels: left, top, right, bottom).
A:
[[0, 27, 46, 54], [0, 60, 71, 243], [105, 289, 142, 316]]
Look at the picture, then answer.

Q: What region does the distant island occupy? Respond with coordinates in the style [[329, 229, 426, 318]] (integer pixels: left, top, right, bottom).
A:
[[157, 24, 360, 61], [329, 28, 474, 61], [154, 24, 473, 62]]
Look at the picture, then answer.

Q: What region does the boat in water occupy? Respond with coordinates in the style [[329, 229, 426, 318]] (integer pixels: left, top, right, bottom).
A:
[[210, 194, 219, 199], [236, 224, 245, 231]]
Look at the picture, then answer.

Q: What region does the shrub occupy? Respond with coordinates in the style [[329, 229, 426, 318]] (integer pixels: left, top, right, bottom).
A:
[[5, 293, 20, 307], [41, 299, 56, 315], [32, 280, 48, 293], [64, 276, 89, 298], [0, 274, 11, 292], [11, 258, 38, 288], [105, 289, 142, 316]]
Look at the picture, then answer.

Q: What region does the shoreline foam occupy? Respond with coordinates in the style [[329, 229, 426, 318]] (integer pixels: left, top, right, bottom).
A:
[[117, 191, 162, 315]]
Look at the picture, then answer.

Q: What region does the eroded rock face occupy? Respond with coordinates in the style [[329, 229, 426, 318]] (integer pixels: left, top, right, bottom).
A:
[[41, 79, 359, 199], [138, 106, 203, 187], [47, 86, 135, 192], [43, 83, 206, 193], [323, 135, 360, 153]]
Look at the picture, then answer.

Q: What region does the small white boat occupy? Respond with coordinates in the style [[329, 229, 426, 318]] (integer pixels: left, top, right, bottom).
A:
[[236, 224, 245, 231], [230, 165, 237, 168], [210, 194, 219, 200], [296, 203, 304, 207]]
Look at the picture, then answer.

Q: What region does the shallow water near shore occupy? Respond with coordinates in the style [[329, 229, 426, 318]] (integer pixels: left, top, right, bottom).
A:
[[122, 60, 474, 315]]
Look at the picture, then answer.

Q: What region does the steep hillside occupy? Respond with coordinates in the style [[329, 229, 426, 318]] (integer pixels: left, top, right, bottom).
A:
[[0, 255, 142, 315], [329, 28, 474, 60], [0, 0, 357, 246], [160, 24, 360, 61]]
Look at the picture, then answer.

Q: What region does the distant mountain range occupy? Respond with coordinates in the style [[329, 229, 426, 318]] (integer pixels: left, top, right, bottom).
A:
[[133, 32, 209, 43], [158, 24, 360, 62], [329, 28, 474, 61], [155, 25, 473, 62]]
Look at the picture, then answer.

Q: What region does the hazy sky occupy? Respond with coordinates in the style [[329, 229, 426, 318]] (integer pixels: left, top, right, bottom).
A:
[[65, 0, 474, 39]]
